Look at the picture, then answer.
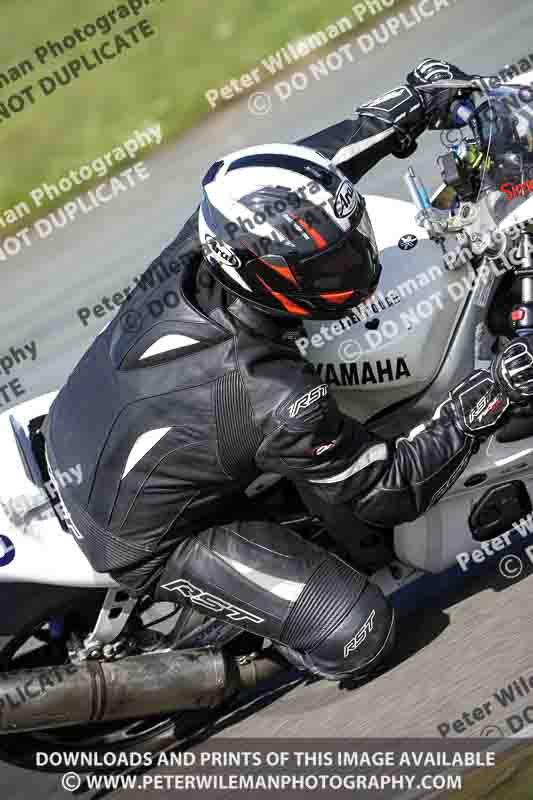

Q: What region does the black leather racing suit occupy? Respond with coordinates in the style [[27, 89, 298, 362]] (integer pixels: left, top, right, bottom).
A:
[[42, 97, 476, 679]]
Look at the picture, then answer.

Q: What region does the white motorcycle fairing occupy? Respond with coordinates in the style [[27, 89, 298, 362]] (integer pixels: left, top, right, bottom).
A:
[[304, 183, 533, 577], [0, 392, 117, 588], [304, 194, 472, 423]]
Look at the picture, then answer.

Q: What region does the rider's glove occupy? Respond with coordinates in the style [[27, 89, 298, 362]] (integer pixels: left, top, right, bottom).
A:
[[493, 337, 533, 404], [406, 58, 475, 129], [356, 85, 427, 158], [446, 369, 509, 438], [446, 337, 533, 437]]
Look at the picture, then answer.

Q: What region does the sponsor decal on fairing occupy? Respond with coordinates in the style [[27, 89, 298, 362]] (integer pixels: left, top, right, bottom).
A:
[[315, 357, 411, 386], [0, 535, 15, 567]]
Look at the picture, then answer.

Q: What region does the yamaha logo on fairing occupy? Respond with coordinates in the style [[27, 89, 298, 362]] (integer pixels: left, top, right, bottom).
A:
[[333, 179, 358, 218], [203, 236, 241, 269], [398, 234, 418, 251], [0, 535, 15, 567], [315, 357, 410, 387]]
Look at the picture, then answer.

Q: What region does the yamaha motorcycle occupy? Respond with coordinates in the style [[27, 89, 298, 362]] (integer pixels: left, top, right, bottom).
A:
[[1, 74, 533, 771]]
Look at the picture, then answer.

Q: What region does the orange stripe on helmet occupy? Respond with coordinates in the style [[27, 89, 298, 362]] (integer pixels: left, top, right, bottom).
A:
[[257, 276, 310, 316], [291, 215, 327, 249], [320, 290, 355, 304], [267, 264, 299, 285], [253, 253, 299, 286], [243, 246, 299, 286]]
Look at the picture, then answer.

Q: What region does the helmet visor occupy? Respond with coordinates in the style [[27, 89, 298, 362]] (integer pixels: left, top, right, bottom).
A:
[[292, 207, 380, 296]]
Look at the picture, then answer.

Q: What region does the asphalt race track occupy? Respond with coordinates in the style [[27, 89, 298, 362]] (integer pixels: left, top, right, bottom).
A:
[[2, 0, 533, 796]]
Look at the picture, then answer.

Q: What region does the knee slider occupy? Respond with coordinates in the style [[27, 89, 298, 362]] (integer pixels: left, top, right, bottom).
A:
[[308, 581, 396, 679], [279, 556, 395, 680]]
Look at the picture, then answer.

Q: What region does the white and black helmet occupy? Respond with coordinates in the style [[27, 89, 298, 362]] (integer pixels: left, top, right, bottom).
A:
[[198, 143, 382, 319]]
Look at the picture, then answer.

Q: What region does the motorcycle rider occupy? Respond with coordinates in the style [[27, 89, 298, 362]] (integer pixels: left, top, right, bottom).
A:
[[40, 59, 533, 681]]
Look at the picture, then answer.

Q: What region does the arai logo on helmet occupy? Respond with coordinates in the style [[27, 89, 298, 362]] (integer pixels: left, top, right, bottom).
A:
[[333, 179, 358, 218], [203, 236, 241, 269]]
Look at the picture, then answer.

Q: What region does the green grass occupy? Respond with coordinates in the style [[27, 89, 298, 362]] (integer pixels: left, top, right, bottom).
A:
[[0, 0, 413, 231]]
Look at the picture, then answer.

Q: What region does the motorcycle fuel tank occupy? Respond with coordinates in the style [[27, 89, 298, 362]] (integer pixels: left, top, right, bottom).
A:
[[303, 195, 470, 423]]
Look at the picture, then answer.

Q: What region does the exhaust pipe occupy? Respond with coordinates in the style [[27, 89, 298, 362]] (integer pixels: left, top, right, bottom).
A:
[[0, 648, 283, 734]]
